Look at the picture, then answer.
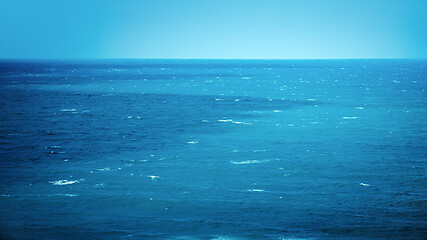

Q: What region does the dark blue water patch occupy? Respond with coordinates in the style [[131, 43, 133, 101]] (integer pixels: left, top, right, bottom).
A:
[[0, 87, 316, 166]]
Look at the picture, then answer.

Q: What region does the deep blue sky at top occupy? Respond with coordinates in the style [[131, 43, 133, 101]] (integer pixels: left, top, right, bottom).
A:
[[0, 0, 426, 59]]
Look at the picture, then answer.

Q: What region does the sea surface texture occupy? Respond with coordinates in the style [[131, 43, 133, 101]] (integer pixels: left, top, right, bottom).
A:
[[0, 59, 426, 239]]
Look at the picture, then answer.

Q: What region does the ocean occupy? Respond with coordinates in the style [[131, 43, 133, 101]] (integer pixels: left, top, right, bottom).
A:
[[0, 59, 425, 239]]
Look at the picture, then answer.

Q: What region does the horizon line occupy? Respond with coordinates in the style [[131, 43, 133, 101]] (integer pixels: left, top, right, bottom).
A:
[[1, 57, 427, 61]]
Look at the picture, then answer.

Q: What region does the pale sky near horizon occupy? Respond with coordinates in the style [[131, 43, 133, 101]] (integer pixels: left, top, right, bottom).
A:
[[0, 0, 426, 59]]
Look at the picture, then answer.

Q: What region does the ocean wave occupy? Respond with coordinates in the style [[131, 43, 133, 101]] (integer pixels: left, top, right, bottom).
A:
[[342, 116, 359, 119], [46, 145, 61, 149], [279, 237, 314, 240], [49, 179, 80, 185], [232, 121, 251, 125], [60, 108, 76, 112], [48, 193, 78, 197], [247, 189, 265, 192], [231, 160, 268, 165], [218, 119, 233, 123], [218, 119, 252, 125], [168, 236, 248, 240], [96, 167, 112, 171], [147, 175, 161, 180], [251, 149, 266, 152]]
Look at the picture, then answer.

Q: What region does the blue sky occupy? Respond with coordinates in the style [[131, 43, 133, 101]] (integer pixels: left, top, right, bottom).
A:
[[0, 0, 426, 59]]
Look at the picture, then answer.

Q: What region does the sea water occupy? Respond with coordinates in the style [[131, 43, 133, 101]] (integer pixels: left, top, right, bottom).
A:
[[0, 59, 425, 239]]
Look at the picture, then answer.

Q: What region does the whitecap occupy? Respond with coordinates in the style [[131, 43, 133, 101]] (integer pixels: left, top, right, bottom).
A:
[[251, 149, 266, 152], [247, 189, 265, 192], [273, 110, 282, 113], [210, 237, 246, 240], [47, 145, 61, 149], [279, 237, 314, 240], [218, 119, 252, 125], [231, 160, 261, 164], [48, 193, 78, 197], [360, 183, 370, 187], [342, 117, 359, 119], [60, 109, 76, 112], [218, 119, 233, 123], [50, 180, 79, 185], [96, 167, 111, 171], [187, 141, 198, 144], [147, 175, 160, 180], [232, 121, 252, 125]]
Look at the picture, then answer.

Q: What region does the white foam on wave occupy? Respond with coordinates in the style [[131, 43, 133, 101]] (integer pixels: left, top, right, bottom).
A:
[[147, 175, 161, 180], [342, 116, 359, 120], [247, 189, 265, 192], [96, 167, 112, 171], [60, 109, 76, 112], [47, 145, 61, 149], [360, 183, 370, 187], [232, 121, 252, 125], [48, 193, 78, 197], [167, 236, 249, 240], [252, 149, 266, 152], [211, 236, 249, 240], [230, 159, 272, 165], [218, 119, 251, 125], [231, 160, 260, 164], [50, 180, 80, 185], [94, 183, 105, 188], [187, 141, 198, 144], [279, 237, 314, 240], [127, 116, 143, 119]]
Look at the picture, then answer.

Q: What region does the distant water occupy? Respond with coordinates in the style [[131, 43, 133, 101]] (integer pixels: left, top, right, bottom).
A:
[[0, 59, 426, 239]]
